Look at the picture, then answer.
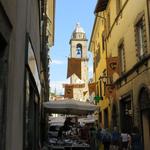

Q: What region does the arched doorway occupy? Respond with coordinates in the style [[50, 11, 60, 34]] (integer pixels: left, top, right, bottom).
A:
[[139, 87, 150, 150]]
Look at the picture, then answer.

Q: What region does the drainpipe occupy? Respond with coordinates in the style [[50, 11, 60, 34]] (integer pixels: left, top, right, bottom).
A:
[[146, 0, 150, 51]]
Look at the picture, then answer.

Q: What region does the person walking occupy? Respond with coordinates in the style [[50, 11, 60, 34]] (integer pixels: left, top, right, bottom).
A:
[[111, 126, 121, 150], [120, 129, 130, 150], [96, 127, 105, 150], [131, 126, 143, 150], [101, 128, 111, 150], [89, 123, 98, 150]]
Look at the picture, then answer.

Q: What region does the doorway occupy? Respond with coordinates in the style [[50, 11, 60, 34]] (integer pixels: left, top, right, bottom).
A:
[[104, 108, 108, 128], [139, 87, 150, 150], [120, 95, 133, 133]]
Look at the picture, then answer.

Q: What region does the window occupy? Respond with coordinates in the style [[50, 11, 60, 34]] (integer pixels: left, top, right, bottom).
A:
[[94, 43, 101, 69], [96, 83, 99, 97], [137, 20, 144, 56], [107, 11, 111, 33], [135, 17, 147, 58], [116, 0, 121, 15], [102, 32, 105, 51], [24, 39, 40, 150], [102, 69, 107, 96], [118, 42, 125, 74], [97, 43, 101, 62], [76, 43, 82, 58], [99, 80, 102, 97]]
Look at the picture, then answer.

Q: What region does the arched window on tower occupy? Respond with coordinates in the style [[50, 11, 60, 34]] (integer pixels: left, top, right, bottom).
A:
[[76, 43, 82, 58]]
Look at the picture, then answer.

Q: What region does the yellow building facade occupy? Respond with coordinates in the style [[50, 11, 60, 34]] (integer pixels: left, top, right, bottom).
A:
[[91, 0, 150, 149], [47, 0, 55, 47], [89, 13, 111, 128]]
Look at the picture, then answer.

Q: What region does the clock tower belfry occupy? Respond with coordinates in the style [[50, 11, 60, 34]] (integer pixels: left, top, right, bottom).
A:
[[68, 23, 89, 101], [70, 23, 88, 59]]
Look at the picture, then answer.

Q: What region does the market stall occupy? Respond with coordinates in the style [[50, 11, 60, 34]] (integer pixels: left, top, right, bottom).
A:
[[43, 99, 98, 150]]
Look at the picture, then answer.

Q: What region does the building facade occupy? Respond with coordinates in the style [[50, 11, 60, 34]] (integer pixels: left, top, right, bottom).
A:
[[90, 0, 150, 149], [0, 0, 55, 150]]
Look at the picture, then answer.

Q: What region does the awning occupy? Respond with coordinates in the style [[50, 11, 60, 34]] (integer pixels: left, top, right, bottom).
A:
[[43, 99, 98, 115], [94, 0, 109, 14]]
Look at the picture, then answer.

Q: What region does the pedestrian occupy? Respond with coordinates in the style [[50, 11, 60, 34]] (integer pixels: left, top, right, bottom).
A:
[[89, 123, 98, 150], [120, 129, 130, 150], [96, 127, 105, 150], [111, 126, 121, 150], [131, 126, 143, 150], [96, 127, 102, 142], [101, 128, 111, 150], [80, 123, 90, 143]]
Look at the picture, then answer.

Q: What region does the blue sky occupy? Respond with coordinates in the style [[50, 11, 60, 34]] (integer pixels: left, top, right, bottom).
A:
[[50, 0, 97, 94]]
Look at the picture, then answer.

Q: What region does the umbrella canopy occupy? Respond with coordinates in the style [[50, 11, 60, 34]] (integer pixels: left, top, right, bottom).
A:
[[43, 99, 97, 115]]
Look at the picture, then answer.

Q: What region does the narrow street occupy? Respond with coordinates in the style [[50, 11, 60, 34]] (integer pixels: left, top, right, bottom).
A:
[[0, 0, 150, 150]]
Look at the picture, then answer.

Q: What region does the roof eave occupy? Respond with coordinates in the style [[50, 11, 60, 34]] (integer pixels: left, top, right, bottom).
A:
[[94, 0, 109, 14]]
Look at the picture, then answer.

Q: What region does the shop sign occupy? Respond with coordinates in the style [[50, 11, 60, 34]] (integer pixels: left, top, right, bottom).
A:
[[105, 85, 116, 98], [88, 82, 96, 95], [106, 57, 119, 76]]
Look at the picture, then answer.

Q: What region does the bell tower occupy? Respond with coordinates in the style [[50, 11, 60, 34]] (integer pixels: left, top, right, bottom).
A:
[[69, 23, 89, 101]]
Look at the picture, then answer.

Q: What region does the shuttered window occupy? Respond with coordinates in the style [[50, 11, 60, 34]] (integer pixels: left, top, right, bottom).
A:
[[134, 13, 147, 60], [118, 41, 126, 74]]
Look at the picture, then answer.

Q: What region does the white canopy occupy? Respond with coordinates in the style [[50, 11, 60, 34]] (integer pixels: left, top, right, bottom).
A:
[[43, 99, 97, 115], [78, 115, 96, 124]]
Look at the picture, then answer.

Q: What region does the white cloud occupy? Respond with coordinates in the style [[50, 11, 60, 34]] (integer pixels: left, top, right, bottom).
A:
[[50, 80, 69, 94], [51, 59, 64, 65]]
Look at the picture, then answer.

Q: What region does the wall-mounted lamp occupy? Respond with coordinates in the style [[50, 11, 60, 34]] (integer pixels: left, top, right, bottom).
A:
[[99, 75, 112, 84]]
